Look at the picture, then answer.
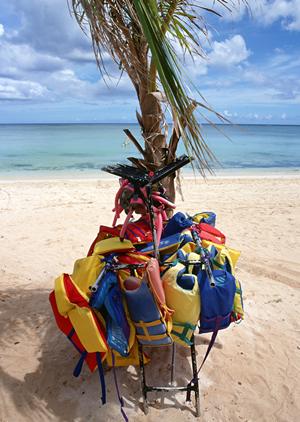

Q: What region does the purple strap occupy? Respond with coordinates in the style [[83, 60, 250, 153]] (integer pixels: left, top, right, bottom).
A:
[[198, 329, 219, 372], [188, 316, 223, 390]]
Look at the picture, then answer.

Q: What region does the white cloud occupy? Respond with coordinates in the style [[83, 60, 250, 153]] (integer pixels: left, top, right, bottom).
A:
[[243, 69, 266, 84], [260, 0, 300, 30], [220, 0, 300, 31], [0, 78, 48, 100], [0, 0, 299, 126], [208, 35, 251, 66], [0, 41, 65, 78]]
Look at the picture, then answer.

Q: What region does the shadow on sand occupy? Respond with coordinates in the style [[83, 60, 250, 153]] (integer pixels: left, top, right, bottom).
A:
[[0, 287, 222, 421]]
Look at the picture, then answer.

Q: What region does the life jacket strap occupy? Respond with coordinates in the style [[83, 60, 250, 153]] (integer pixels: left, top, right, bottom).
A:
[[73, 351, 88, 377], [67, 328, 88, 377], [112, 352, 128, 422], [212, 258, 224, 269], [135, 319, 168, 342], [136, 332, 169, 342], [187, 316, 223, 391], [198, 328, 219, 372], [172, 322, 196, 346], [67, 328, 81, 354], [96, 352, 106, 405]]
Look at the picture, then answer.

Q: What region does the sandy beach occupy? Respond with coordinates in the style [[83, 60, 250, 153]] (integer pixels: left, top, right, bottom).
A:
[[0, 175, 299, 422]]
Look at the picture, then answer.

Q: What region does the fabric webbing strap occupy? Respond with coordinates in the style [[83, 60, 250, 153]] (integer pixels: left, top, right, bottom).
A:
[[172, 322, 196, 346], [198, 328, 219, 372], [112, 352, 128, 422], [67, 330, 106, 407], [67, 328, 82, 354], [135, 319, 164, 341], [73, 351, 87, 377], [96, 352, 106, 405], [67, 328, 88, 378], [187, 316, 223, 389]]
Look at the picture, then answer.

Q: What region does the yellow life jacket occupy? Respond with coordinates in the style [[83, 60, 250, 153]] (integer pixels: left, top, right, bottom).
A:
[[105, 339, 150, 367], [71, 254, 105, 294], [162, 256, 200, 347], [54, 273, 108, 355], [92, 237, 134, 256], [202, 239, 240, 270]]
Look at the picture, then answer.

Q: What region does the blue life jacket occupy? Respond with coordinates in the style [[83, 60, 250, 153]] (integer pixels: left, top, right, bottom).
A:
[[124, 280, 172, 346], [198, 269, 236, 333], [162, 212, 193, 238], [90, 271, 130, 357]]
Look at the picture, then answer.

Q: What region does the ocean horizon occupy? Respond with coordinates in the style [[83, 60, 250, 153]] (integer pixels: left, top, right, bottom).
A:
[[0, 123, 299, 179]]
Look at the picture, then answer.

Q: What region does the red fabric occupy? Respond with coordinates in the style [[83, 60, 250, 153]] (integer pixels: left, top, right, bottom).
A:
[[195, 222, 226, 245], [117, 252, 149, 265], [49, 275, 107, 372], [49, 291, 99, 372], [87, 225, 121, 256], [124, 216, 152, 244], [62, 275, 108, 347]]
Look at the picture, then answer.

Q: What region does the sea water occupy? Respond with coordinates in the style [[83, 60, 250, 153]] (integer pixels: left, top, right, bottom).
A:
[[0, 123, 299, 178]]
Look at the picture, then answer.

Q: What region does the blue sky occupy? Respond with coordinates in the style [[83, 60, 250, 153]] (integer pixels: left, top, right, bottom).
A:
[[0, 0, 299, 124]]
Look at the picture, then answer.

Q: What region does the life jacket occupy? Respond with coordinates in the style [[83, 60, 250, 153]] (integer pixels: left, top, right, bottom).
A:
[[193, 211, 216, 226], [161, 234, 196, 266], [192, 222, 226, 245], [202, 239, 240, 270], [92, 237, 135, 256], [54, 273, 108, 354], [136, 232, 182, 255], [105, 339, 150, 367], [49, 290, 105, 372], [124, 215, 153, 244], [123, 258, 172, 346], [77, 250, 150, 366], [205, 242, 244, 321], [198, 269, 236, 333], [137, 232, 195, 261], [90, 270, 130, 357], [87, 226, 121, 256], [71, 254, 106, 293], [162, 212, 193, 238], [50, 274, 108, 405], [162, 257, 200, 347]]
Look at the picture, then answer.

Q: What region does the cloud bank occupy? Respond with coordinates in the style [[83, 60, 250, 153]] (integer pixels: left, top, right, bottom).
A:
[[0, 0, 299, 123]]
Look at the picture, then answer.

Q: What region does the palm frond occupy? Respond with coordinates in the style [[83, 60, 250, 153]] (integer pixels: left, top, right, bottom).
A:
[[70, 0, 248, 175], [133, 0, 217, 173]]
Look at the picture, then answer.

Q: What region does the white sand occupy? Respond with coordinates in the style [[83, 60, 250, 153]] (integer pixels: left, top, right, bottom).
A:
[[0, 176, 299, 422]]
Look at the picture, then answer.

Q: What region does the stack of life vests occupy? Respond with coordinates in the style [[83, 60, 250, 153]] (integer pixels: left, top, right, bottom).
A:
[[49, 210, 244, 418]]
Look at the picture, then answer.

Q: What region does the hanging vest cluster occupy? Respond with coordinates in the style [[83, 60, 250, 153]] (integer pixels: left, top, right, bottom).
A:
[[49, 209, 244, 419]]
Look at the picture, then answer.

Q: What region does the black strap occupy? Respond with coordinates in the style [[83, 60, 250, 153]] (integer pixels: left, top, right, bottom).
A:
[[198, 329, 219, 372], [187, 320, 222, 391], [112, 352, 128, 422], [96, 352, 106, 405]]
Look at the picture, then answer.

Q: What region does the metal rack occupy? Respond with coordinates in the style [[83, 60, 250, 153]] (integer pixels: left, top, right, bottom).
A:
[[138, 335, 200, 417]]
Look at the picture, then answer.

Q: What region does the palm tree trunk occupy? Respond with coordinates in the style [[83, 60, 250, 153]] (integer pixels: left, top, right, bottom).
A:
[[139, 91, 176, 203]]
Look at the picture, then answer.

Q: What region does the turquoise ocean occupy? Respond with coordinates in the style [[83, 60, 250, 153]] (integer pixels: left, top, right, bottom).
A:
[[0, 124, 299, 179]]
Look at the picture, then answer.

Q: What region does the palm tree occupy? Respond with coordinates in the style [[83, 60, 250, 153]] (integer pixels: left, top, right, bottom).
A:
[[71, 0, 244, 200]]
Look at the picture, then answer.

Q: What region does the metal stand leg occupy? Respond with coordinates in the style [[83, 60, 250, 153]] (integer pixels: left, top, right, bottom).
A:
[[138, 337, 200, 417], [190, 335, 200, 417], [171, 342, 176, 385], [138, 343, 149, 414]]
